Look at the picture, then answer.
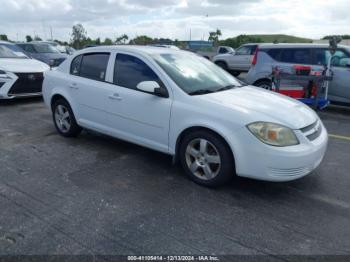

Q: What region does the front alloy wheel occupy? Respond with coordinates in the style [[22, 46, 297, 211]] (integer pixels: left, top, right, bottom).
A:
[[185, 138, 221, 181], [180, 130, 235, 187]]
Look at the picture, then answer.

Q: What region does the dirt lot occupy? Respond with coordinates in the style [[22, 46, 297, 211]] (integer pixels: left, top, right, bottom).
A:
[[0, 98, 350, 259]]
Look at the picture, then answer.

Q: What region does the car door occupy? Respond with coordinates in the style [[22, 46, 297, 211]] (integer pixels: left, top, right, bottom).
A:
[[68, 52, 114, 131], [325, 48, 350, 102], [229, 45, 255, 71], [105, 52, 172, 153]]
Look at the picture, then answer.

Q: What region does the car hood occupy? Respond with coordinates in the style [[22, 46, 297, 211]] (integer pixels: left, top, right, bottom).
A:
[[44, 53, 68, 59], [0, 58, 49, 73], [199, 86, 318, 129]]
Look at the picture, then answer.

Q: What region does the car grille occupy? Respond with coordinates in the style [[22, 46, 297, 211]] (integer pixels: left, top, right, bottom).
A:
[[269, 166, 311, 177], [300, 120, 322, 141], [8, 73, 44, 95]]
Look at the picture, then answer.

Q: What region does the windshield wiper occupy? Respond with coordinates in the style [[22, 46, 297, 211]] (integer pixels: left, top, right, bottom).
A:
[[188, 89, 214, 96], [215, 85, 237, 92]]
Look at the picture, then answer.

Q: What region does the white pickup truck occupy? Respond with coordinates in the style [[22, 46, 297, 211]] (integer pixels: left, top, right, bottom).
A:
[[193, 46, 233, 60], [212, 44, 259, 76]]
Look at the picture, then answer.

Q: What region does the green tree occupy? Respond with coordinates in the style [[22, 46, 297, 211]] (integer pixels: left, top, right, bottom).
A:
[[103, 38, 113, 45], [116, 34, 129, 44], [34, 35, 42, 41], [95, 37, 101, 45], [208, 29, 222, 45], [131, 35, 154, 45], [322, 35, 350, 40], [70, 24, 87, 49], [219, 34, 263, 48], [0, 34, 8, 41], [26, 35, 33, 42]]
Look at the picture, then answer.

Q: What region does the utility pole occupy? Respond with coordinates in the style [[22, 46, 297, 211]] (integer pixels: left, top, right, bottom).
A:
[[50, 26, 53, 41], [190, 28, 192, 41]]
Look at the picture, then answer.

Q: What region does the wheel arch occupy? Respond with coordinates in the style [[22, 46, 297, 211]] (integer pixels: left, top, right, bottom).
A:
[[49, 91, 79, 122], [253, 78, 272, 87], [174, 126, 236, 170], [51, 94, 68, 110], [214, 60, 228, 66]]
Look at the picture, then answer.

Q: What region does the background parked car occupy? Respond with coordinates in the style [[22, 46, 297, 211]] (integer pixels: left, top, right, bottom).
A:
[[0, 45, 49, 99], [213, 43, 259, 76], [245, 43, 350, 105], [149, 44, 180, 50], [17, 42, 67, 66], [37, 41, 75, 55], [217, 46, 235, 55], [0, 41, 28, 57]]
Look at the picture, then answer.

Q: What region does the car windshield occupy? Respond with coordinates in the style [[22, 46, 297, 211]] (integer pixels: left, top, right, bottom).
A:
[[152, 52, 243, 95], [0, 45, 27, 59], [33, 44, 60, 54], [345, 47, 350, 55]]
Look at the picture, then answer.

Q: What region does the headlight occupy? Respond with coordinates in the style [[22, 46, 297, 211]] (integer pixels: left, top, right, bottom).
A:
[[247, 122, 299, 147], [0, 70, 11, 79]]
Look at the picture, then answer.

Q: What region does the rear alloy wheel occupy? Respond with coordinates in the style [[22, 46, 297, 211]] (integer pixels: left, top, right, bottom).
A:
[[180, 131, 234, 187], [216, 61, 228, 71], [53, 99, 82, 137], [230, 71, 241, 77], [255, 80, 272, 90]]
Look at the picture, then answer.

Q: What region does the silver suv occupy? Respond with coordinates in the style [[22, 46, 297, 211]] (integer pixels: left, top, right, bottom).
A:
[[213, 44, 258, 76], [246, 43, 350, 105]]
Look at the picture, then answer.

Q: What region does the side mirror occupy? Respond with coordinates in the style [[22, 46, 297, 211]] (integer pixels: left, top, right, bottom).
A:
[[229, 50, 236, 55], [136, 81, 168, 98], [48, 59, 56, 69], [346, 62, 350, 68]]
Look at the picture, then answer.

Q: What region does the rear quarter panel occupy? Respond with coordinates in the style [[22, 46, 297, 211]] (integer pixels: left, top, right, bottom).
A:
[[246, 51, 274, 84], [43, 69, 77, 115]]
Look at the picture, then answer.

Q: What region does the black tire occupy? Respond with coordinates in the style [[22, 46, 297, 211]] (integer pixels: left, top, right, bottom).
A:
[[52, 98, 82, 137], [254, 79, 272, 90], [179, 130, 235, 187], [215, 61, 229, 71], [230, 71, 241, 77]]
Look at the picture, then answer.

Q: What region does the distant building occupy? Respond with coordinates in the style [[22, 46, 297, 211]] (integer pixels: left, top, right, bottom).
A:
[[182, 40, 214, 51]]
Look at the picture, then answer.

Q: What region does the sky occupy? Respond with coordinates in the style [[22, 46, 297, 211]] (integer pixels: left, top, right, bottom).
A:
[[0, 0, 349, 42]]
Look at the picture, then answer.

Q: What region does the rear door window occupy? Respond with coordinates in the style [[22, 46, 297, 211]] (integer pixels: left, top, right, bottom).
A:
[[267, 49, 282, 61], [22, 45, 36, 53], [313, 49, 327, 65], [70, 55, 83, 76], [280, 48, 312, 64], [79, 53, 110, 81], [235, 46, 251, 56]]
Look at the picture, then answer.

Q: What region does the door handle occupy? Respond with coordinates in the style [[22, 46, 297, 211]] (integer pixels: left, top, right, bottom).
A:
[[108, 93, 122, 101], [69, 83, 79, 90]]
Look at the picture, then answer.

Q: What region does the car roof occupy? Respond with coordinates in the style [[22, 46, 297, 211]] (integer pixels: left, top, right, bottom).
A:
[[0, 40, 14, 45], [79, 45, 185, 56], [258, 43, 349, 49], [17, 42, 49, 46]]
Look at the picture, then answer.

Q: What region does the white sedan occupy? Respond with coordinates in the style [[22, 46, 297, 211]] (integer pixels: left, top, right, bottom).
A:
[[42, 46, 328, 187], [0, 45, 49, 99]]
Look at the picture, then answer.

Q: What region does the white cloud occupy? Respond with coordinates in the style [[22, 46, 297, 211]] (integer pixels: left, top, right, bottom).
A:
[[0, 0, 349, 42]]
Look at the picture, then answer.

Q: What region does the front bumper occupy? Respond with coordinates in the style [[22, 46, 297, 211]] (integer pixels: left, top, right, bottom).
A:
[[0, 72, 43, 99], [229, 121, 328, 182]]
